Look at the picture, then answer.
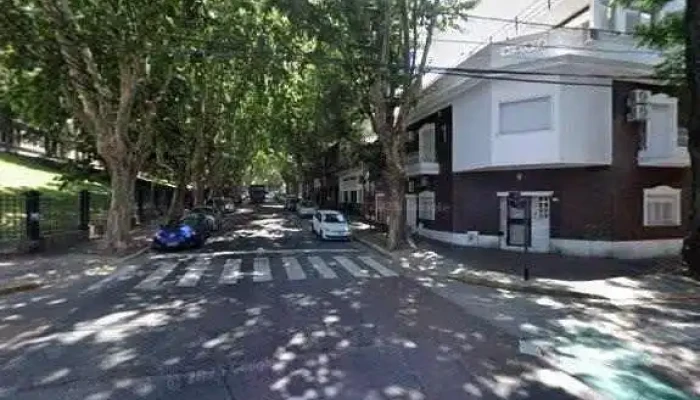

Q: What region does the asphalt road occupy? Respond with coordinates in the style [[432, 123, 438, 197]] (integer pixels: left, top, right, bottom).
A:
[[0, 205, 597, 400]]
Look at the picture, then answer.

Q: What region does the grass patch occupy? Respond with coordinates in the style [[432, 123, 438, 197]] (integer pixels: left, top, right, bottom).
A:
[[0, 153, 110, 245], [0, 152, 109, 195]]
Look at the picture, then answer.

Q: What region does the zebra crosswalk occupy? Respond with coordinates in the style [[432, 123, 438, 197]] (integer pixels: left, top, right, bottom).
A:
[[131, 254, 398, 290]]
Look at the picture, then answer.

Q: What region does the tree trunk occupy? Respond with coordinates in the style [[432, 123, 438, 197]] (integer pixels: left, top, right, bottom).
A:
[[682, 0, 700, 277], [382, 127, 407, 251], [167, 175, 188, 221], [105, 162, 137, 251], [385, 166, 406, 250]]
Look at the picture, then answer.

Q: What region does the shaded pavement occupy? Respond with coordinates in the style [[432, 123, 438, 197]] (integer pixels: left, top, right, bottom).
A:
[[350, 228, 700, 399], [0, 205, 601, 399]]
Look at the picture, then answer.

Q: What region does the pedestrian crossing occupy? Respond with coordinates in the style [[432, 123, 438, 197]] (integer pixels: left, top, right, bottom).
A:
[[132, 254, 398, 290]]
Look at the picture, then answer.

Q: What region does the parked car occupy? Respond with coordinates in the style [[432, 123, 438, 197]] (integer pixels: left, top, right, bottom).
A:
[[296, 201, 317, 218], [312, 210, 351, 240], [152, 213, 211, 250], [188, 206, 222, 231], [284, 196, 299, 211], [208, 197, 235, 214]]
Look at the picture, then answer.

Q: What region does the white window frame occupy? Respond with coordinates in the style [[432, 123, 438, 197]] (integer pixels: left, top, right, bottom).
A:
[[498, 96, 552, 134], [642, 93, 679, 156], [534, 196, 551, 220], [643, 186, 681, 227], [418, 123, 436, 162], [418, 191, 435, 221]]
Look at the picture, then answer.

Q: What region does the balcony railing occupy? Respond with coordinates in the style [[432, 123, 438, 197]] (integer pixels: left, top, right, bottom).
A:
[[406, 151, 436, 165]]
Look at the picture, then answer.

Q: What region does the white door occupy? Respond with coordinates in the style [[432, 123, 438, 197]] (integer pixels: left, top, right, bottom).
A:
[[405, 194, 417, 231], [498, 194, 551, 252], [530, 196, 551, 252]]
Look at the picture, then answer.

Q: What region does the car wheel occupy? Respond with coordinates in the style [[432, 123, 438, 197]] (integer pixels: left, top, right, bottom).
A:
[[319, 230, 324, 241]]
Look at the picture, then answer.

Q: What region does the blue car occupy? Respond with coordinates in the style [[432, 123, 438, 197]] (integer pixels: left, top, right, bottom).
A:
[[152, 213, 211, 251]]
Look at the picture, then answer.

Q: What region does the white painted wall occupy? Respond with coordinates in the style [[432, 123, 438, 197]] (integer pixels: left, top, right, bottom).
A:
[[451, 75, 613, 171], [559, 81, 613, 165], [452, 82, 492, 172], [490, 79, 561, 167]]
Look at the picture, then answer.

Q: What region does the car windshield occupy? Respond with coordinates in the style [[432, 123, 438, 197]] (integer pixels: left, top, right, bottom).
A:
[[301, 202, 314, 207], [324, 213, 345, 223], [182, 215, 202, 225]]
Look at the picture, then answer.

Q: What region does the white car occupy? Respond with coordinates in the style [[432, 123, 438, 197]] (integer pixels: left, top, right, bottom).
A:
[[312, 210, 351, 240], [297, 201, 317, 218]]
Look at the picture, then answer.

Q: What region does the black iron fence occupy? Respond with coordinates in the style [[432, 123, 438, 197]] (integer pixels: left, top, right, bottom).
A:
[[0, 188, 171, 254], [0, 194, 26, 250]]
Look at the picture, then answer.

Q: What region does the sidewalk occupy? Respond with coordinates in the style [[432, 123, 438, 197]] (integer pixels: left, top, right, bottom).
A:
[[353, 226, 699, 304], [0, 223, 155, 296], [352, 226, 700, 400]]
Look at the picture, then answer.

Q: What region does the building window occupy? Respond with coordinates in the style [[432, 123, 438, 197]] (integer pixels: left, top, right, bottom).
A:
[[643, 186, 681, 227], [499, 96, 552, 134], [418, 191, 435, 221], [350, 190, 358, 204], [419, 123, 436, 162], [600, 0, 617, 30], [408, 180, 415, 193], [644, 94, 679, 152], [534, 196, 550, 219]]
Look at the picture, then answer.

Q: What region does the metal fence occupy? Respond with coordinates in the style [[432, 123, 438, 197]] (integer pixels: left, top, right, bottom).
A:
[[39, 195, 81, 237], [0, 194, 26, 250], [90, 192, 111, 239], [0, 186, 175, 253]]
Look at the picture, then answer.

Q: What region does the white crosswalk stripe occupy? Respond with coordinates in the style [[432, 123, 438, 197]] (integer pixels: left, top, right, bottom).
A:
[[358, 256, 398, 277], [282, 257, 306, 280], [333, 256, 370, 278], [132, 254, 395, 289], [219, 259, 243, 284], [177, 258, 210, 287], [253, 257, 273, 282], [308, 256, 337, 279], [136, 261, 178, 290]]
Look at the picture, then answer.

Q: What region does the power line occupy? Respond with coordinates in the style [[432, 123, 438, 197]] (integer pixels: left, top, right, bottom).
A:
[[432, 36, 660, 55], [426, 68, 611, 87], [428, 65, 662, 80], [482, 0, 564, 43], [459, 13, 631, 36], [188, 49, 671, 84]]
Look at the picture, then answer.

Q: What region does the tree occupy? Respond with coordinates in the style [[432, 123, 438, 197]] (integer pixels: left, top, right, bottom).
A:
[[0, 0, 195, 250], [620, 0, 699, 276], [277, 0, 477, 249]]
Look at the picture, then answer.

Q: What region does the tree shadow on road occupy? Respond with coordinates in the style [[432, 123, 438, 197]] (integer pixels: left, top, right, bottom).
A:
[[0, 271, 601, 399]]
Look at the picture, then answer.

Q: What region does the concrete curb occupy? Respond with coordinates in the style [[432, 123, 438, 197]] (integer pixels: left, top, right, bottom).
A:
[[449, 274, 608, 300], [355, 233, 700, 303], [353, 234, 397, 261], [355, 233, 610, 301], [0, 280, 43, 297], [115, 245, 150, 264]]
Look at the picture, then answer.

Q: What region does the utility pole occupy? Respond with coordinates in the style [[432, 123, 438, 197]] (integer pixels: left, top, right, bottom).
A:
[[683, 0, 700, 276]]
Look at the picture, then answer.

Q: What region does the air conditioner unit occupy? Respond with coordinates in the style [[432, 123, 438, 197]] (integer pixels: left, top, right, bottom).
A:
[[627, 104, 649, 122], [628, 89, 651, 106]]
